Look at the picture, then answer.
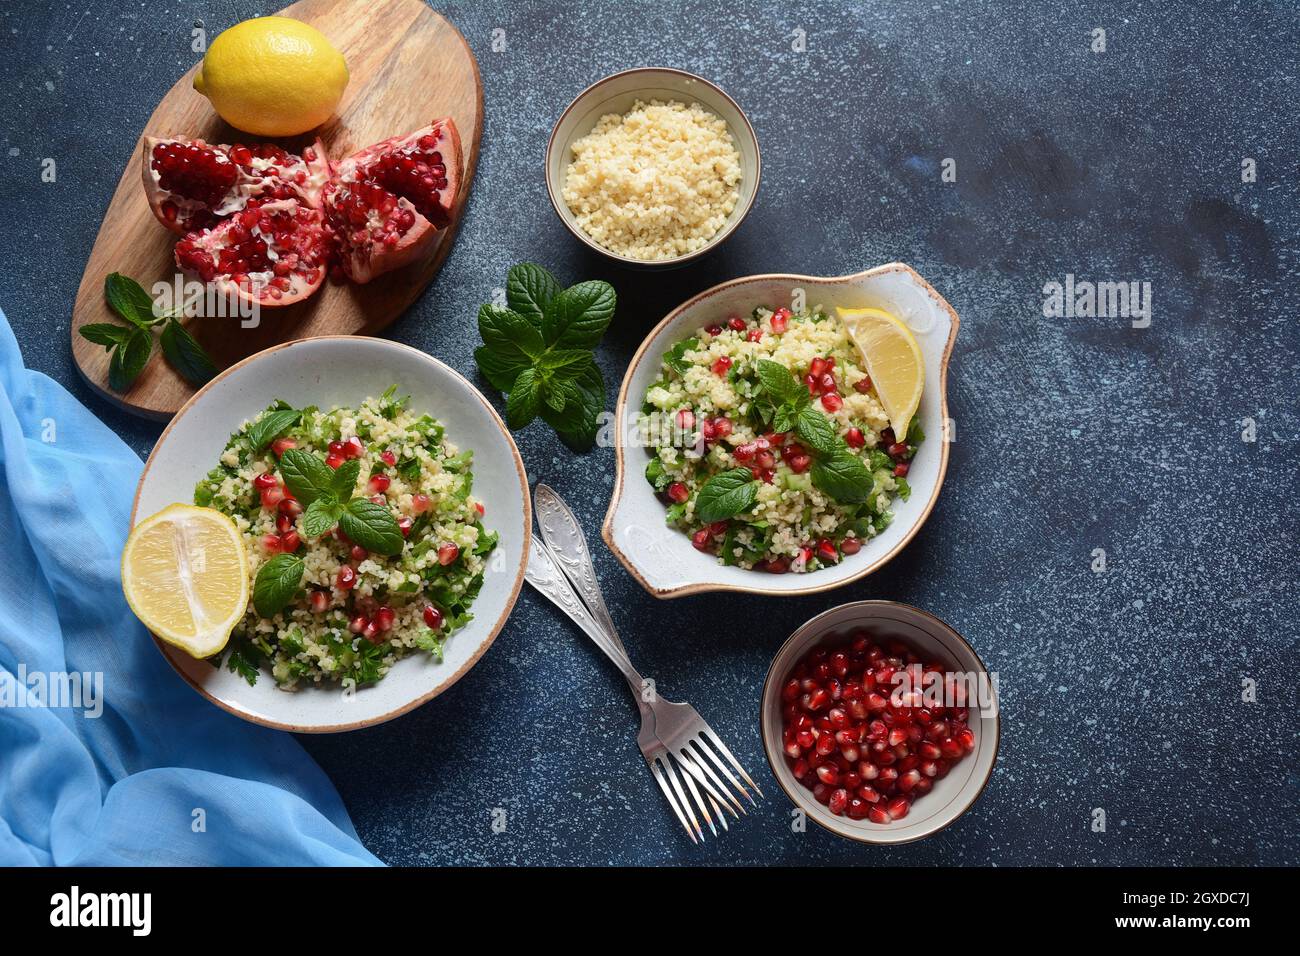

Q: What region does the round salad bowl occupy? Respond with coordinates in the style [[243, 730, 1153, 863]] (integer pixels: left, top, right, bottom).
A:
[[545, 66, 761, 269], [132, 336, 531, 732], [760, 601, 999, 844], [601, 263, 958, 598]]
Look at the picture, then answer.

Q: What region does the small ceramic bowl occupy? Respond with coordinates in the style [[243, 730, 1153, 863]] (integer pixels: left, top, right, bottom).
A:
[[602, 263, 959, 598], [545, 66, 761, 269], [760, 601, 999, 844], [132, 336, 531, 733]]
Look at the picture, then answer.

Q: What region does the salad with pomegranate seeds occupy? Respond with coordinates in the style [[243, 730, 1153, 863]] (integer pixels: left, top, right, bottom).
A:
[[194, 387, 497, 690], [638, 305, 922, 572], [780, 633, 978, 823]]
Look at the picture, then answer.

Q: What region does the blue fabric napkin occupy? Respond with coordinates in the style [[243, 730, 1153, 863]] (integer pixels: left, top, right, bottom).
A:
[[0, 309, 380, 866]]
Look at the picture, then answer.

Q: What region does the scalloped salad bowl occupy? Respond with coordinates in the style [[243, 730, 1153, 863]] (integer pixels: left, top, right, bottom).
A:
[[602, 263, 959, 599]]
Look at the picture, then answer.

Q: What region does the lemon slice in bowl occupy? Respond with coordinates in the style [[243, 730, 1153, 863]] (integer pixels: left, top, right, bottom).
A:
[[837, 306, 925, 441], [122, 503, 248, 659]]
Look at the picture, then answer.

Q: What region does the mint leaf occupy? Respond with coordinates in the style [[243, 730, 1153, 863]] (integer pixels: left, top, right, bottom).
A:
[[474, 344, 531, 392], [79, 323, 134, 349], [279, 449, 338, 507], [695, 468, 760, 523], [107, 328, 152, 392], [159, 317, 217, 386], [506, 367, 542, 429], [810, 449, 874, 504], [541, 359, 603, 450], [105, 272, 159, 329], [663, 336, 699, 375], [339, 499, 404, 556], [253, 553, 305, 618], [795, 407, 841, 456], [756, 359, 805, 406], [301, 499, 343, 538], [772, 404, 798, 434], [478, 304, 545, 358], [543, 280, 615, 349], [246, 407, 301, 451], [537, 348, 593, 376], [330, 458, 361, 499], [506, 263, 561, 327]]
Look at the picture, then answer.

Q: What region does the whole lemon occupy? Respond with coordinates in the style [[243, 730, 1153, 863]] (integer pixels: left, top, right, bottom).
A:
[[194, 16, 348, 137]]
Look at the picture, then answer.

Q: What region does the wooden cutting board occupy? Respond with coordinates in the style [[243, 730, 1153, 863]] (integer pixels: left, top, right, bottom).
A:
[[70, 0, 482, 420]]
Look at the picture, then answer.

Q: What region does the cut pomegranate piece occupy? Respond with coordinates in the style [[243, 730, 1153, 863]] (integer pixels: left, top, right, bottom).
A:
[[143, 136, 332, 234], [323, 117, 462, 283], [173, 199, 330, 308]]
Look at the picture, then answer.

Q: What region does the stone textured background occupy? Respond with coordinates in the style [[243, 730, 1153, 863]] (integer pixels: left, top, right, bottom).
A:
[[1, 0, 1296, 864]]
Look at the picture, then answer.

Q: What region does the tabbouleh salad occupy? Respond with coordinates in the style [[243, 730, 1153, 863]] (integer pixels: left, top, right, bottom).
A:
[[194, 386, 497, 690], [638, 305, 922, 573]]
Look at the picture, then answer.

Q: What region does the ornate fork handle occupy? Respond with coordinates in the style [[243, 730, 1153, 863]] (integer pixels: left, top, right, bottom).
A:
[[534, 483, 623, 651], [525, 539, 645, 694]]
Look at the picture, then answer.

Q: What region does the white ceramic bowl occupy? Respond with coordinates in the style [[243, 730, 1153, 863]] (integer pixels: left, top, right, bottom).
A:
[[602, 263, 959, 598], [760, 601, 999, 844], [545, 67, 761, 269], [132, 337, 531, 732]]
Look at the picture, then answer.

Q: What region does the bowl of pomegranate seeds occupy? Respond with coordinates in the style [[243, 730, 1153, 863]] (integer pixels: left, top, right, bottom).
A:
[[761, 601, 999, 843]]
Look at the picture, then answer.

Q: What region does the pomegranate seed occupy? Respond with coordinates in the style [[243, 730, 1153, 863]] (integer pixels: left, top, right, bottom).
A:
[[260, 486, 284, 507], [271, 437, 297, 457], [691, 528, 713, 552], [821, 392, 843, 413], [894, 462, 910, 477], [335, 565, 357, 590], [867, 804, 890, 824], [412, 493, 431, 513], [261, 534, 282, 553], [475, 502, 485, 516], [349, 613, 369, 634], [369, 494, 386, 505], [374, 606, 395, 632], [815, 764, 839, 786], [828, 788, 849, 815], [278, 498, 303, 519], [711, 356, 733, 376], [809, 357, 828, 379], [957, 728, 976, 751], [940, 737, 963, 758], [899, 769, 922, 792], [819, 372, 837, 393], [770, 308, 790, 333], [325, 454, 345, 469], [706, 324, 722, 336], [437, 542, 460, 566], [854, 376, 873, 394], [344, 437, 365, 458], [253, 473, 278, 490], [667, 482, 689, 504], [327, 440, 346, 457], [350, 544, 368, 562], [858, 785, 880, 804], [369, 474, 391, 493], [397, 516, 414, 537], [276, 513, 294, 534], [676, 408, 695, 431], [728, 316, 746, 331], [888, 442, 910, 458], [746, 329, 763, 343], [711, 417, 733, 438], [309, 590, 329, 613], [380, 450, 397, 466], [788, 453, 811, 473], [840, 537, 862, 555], [805, 688, 830, 711], [816, 539, 839, 564], [886, 797, 910, 820], [733, 442, 757, 463], [765, 557, 789, 573], [845, 427, 865, 448], [423, 605, 444, 629]]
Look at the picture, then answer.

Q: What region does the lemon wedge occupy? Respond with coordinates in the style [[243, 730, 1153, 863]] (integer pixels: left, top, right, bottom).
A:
[[122, 503, 248, 658], [837, 306, 925, 441]]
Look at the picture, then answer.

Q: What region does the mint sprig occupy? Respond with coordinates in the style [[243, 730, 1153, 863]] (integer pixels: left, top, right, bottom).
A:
[[253, 553, 305, 618], [279, 449, 404, 555], [754, 359, 873, 504], [473, 263, 611, 451], [79, 273, 218, 392]]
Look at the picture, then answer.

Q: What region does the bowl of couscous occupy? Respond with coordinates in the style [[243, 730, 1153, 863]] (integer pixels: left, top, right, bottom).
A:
[[602, 263, 959, 598], [545, 67, 761, 268], [133, 336, 531, 732]]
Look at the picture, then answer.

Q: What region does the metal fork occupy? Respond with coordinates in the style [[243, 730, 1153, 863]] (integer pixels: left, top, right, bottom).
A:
[[525, 485, 762, 842]]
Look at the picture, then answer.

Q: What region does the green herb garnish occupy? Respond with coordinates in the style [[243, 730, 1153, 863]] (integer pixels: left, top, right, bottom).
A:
[[695, 467, 762, 523], [80, 273, 219, 392], [279, 448, 403, 555], [253, 553, 306, 618], [473, 263, 612, 450]]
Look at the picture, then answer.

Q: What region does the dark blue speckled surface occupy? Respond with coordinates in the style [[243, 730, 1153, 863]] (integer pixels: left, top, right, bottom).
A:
[[1, 0, 1296, 865]]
